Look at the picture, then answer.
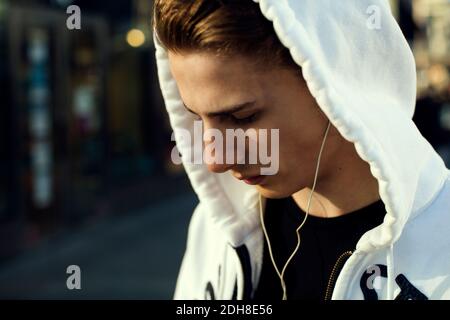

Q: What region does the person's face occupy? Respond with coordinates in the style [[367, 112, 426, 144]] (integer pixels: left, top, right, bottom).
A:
[[168, 51, 341, 199]]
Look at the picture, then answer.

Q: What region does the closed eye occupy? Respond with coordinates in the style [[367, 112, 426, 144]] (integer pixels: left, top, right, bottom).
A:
[[189, 110, 261, 126], [229, 113, 258, 125]]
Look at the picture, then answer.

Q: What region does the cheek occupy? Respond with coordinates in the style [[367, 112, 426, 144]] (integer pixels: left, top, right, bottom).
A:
[[279, 127, 309, 165], [275, 129, 319, 186]]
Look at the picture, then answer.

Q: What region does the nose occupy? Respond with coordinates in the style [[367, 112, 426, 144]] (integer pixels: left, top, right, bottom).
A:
[[202, 120, 236, 173], [204, 136, 235, 173], [206, 161, 235, 174]]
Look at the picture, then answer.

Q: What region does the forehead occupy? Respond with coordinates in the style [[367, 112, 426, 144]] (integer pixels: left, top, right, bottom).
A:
[[168, 51, 267, 113]]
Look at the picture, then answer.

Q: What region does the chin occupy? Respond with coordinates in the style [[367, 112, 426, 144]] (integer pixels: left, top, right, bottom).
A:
[[255, 177, 306, 199], [256, 185, 292, 199]]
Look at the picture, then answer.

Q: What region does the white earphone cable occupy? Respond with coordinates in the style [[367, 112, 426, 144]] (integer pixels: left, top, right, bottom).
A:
[[259, 120, 331, 300]]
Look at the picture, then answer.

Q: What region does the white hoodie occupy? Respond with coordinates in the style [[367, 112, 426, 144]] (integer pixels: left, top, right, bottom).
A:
[[154, 0, 450, 300]]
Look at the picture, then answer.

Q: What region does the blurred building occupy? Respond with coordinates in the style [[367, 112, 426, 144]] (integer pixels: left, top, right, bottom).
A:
[[409, 0, 450, 161], [389, 0, 450, 161], [0, 0, 187, 262]]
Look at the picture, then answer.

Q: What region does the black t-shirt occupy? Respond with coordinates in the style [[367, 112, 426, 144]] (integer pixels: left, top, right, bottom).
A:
[[253, 196, 386, 300]]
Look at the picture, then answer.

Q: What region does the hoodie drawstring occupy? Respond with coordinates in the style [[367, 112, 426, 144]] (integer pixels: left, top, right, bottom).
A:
[[386, 243, 395, 300]]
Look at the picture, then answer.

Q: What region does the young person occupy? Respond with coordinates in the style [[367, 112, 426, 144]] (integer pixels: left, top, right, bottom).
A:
[[153, 0, 450, 300]]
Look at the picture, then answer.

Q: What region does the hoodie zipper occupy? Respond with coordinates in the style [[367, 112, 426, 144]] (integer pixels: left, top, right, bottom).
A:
[[324, 251, 353, 300]]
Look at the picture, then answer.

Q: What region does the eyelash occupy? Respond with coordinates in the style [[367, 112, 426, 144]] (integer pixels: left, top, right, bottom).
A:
[[231, 114, 258, 125], [194, 113, 260, 125]]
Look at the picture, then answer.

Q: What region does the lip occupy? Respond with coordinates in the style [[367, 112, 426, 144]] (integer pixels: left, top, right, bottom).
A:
[[241, 175, 265, 185]]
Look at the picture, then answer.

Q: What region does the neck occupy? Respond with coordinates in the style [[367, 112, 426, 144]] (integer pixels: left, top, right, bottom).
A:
[[292, 141, 380, 218]]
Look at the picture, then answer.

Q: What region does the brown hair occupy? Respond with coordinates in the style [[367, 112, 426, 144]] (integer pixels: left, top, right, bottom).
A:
[[152, 0, 298, 69]]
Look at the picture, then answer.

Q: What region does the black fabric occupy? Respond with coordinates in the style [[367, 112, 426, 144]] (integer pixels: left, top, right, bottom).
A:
[[253, 196, 386, 300]]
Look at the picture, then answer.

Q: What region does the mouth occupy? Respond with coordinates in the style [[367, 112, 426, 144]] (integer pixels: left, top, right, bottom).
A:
[[234, 173, 265, 185]]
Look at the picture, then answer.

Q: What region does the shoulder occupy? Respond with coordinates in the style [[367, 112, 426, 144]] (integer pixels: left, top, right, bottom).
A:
[[394, 172, 450, 298]]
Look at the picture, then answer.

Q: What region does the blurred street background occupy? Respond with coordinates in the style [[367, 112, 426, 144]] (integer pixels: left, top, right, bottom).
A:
[[0, 0, 449, 299]]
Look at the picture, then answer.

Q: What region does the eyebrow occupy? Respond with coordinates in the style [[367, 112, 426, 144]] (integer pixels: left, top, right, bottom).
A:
[[182, 101, 256, 118]]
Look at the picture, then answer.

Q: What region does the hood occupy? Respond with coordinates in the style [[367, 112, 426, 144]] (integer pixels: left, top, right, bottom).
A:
[[154, 0, 448, 251]]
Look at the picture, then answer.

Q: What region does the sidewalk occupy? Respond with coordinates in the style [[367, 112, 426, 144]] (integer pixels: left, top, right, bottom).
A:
[[0, 192, 198, 299]]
